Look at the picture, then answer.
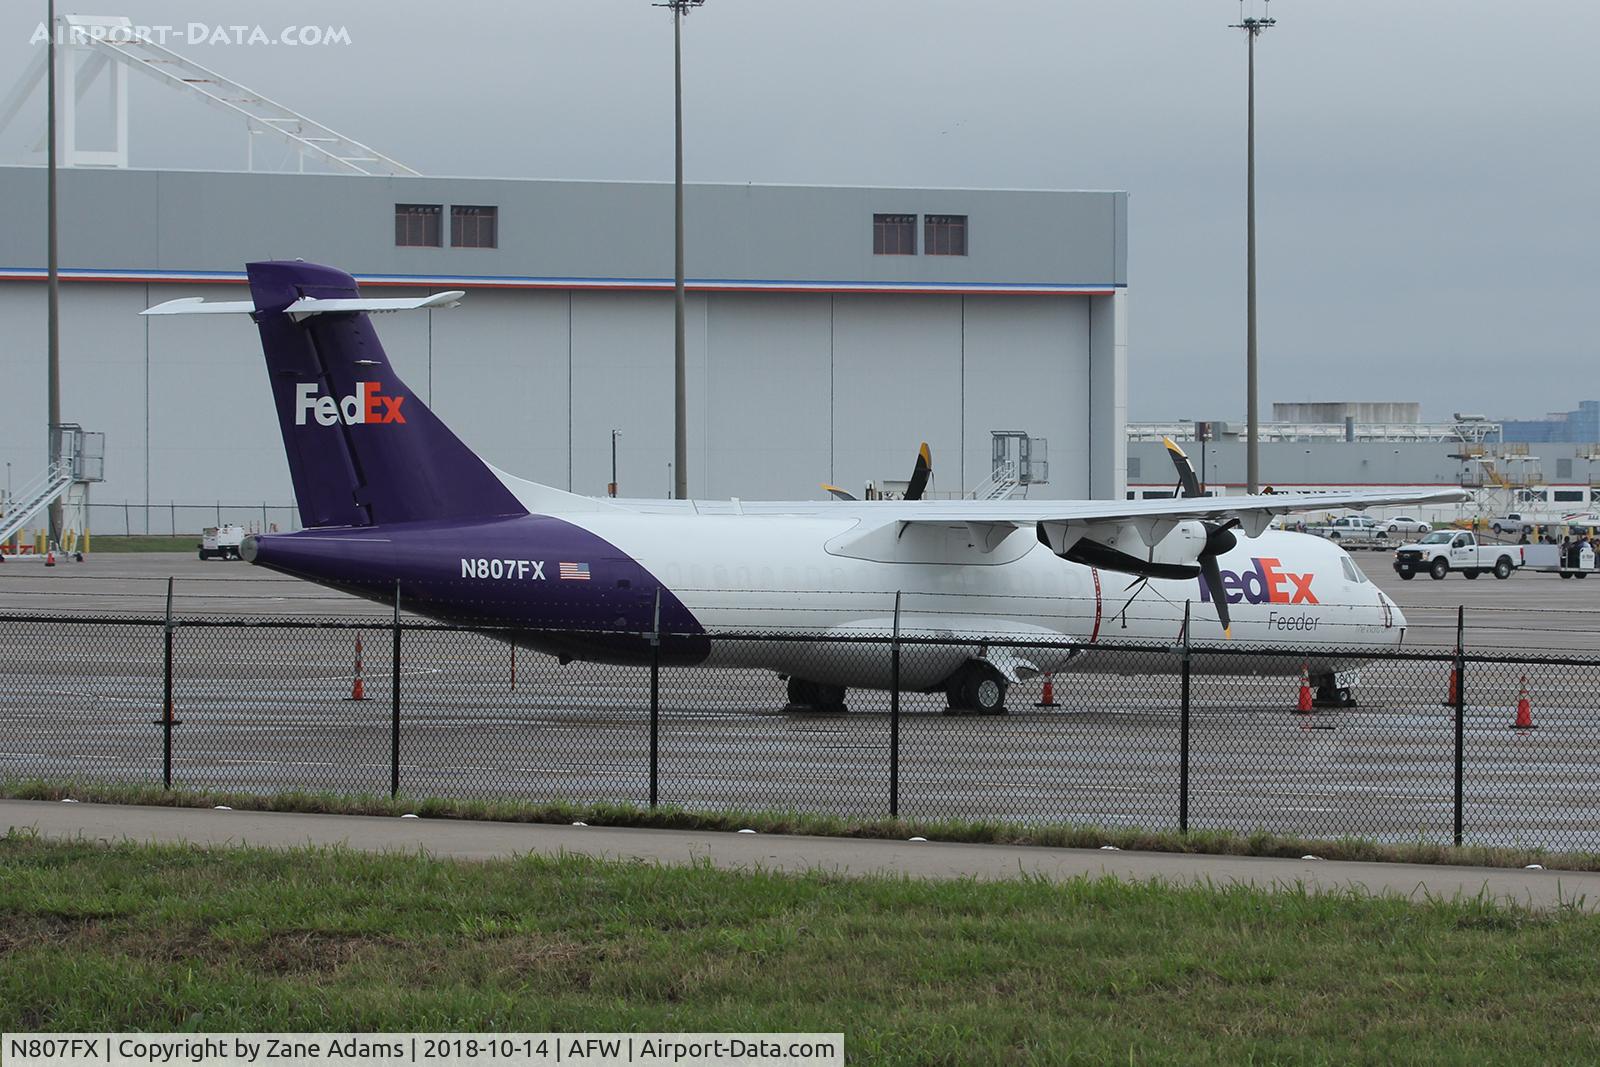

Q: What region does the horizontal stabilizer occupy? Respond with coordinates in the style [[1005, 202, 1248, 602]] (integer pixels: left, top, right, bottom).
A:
[[142, 291, 465, 318]]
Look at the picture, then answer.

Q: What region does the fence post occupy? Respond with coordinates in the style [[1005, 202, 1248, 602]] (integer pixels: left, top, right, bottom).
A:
[[391, 579, 402, 798], [162, 576, 174, 789], [1453, 604, 1465, 847], [891, 591, 902, 819], [650, 588, 661, 809], [1180, 600, 1191, 835]]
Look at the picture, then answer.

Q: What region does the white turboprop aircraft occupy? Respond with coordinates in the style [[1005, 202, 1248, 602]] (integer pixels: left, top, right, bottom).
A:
[[146, 261, 1467, 713]]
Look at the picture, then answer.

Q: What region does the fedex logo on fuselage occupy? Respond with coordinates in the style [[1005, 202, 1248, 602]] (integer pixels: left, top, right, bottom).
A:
[[1199, 556, 1318, 605], [294, 382, 406, 426]]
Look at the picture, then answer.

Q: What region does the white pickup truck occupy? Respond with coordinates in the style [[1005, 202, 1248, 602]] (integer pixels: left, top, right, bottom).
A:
[[1392, 530, 1521, 581]]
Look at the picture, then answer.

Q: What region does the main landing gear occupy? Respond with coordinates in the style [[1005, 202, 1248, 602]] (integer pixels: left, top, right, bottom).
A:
[[783, 663, 1013, 715], [944, 662, 1008, 715], [785, 676, 847, 713]]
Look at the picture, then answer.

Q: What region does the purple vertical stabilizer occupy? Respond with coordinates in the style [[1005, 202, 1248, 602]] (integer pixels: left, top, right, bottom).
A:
[[246, 261, 526, 528]]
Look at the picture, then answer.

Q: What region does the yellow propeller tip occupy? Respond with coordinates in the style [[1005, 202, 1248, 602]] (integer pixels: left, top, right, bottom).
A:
[[1223, 627, 1233, 640]]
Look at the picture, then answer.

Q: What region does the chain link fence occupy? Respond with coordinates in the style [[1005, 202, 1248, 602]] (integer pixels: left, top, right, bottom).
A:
[[2, 611, 1597, 851]]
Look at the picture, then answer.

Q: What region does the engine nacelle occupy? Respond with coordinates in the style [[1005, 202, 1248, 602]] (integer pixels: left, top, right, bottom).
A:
[[1039, 519, 1209, 580]]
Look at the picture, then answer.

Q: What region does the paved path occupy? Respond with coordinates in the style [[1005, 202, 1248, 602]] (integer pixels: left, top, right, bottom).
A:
[[4, 800, 1594, 911]]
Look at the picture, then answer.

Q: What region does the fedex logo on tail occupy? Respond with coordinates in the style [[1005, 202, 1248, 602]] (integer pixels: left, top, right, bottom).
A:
[[294, 382, 406, 426], [1199, 557, 1318, 605]]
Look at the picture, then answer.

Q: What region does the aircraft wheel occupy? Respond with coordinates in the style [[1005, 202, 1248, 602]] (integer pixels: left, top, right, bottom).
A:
[[1494, 558, 1513, 580], [1430, 560, 1449, 580], [946, 663, 1007, 715], [1463, 569, 1480, 580], [1576, 571, 1589, 580], [786, 676, 846, 712]]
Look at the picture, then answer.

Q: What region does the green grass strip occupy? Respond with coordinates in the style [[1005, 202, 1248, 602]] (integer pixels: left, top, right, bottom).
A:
[[2, 831, 1599, 1062], [5, 778, 1596, 872]]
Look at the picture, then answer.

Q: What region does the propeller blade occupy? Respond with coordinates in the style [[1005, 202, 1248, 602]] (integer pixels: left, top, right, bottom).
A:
[[1200, 553, 1232, 639], [905, 443, 932, 501], [1197, 519, 1239, 638], [1163, 436, 1201, 498], [821, 484, 856, 501]]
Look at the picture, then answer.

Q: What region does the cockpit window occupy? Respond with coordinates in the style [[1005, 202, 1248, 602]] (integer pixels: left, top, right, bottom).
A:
[[1340, 557, 1370, 584]]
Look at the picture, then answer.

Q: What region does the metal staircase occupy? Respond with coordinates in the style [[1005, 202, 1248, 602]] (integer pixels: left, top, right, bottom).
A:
[[970, 460, 1019, 501], [0, 463, 73, 545]]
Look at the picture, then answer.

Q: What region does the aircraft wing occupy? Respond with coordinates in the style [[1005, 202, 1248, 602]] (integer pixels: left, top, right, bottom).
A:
[[730, 486, 1469, 537]]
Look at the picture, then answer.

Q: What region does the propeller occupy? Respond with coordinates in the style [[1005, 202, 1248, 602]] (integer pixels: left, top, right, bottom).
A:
[[1164, 436, 1237, 639], [1198, 519, 1240, 638], [821, 442, 931, 502], [905, 443, 932, 501], [1163, 436, 1201, 497]]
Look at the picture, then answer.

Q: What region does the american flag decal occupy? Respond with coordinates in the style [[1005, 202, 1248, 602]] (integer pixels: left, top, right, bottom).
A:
[[558, 561, 591, 581]]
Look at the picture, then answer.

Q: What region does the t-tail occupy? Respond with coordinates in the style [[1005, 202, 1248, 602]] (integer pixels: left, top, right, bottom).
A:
[[147, 260, 527, 529]]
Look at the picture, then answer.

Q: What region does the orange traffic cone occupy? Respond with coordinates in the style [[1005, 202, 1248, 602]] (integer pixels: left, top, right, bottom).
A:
[[1442, 667, 1460, 709], [44, 549, 55, 567], [1035, 673, 1060, 708], [1296, 663, 1314, 714], [348, 634, 367, 701], [1511, 675, 1536, 731]]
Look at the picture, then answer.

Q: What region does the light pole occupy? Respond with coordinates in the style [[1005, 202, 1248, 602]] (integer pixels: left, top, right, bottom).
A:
[[655, 0, 704, 502], [1232, 3, 1274, 495], [46, 0, 62, 543], [609, 429, 621, 498]]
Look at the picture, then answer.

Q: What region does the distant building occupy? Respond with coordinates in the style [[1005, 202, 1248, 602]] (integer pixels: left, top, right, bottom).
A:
[[1501, 401, 1600, 445], [0, 166, 1128, 527], [1271, 402, 1420, 425]]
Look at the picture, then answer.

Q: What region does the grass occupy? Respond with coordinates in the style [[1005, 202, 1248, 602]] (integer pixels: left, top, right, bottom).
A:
[[6, 777, 1600, 873], [2, 832, 1599, 1062]]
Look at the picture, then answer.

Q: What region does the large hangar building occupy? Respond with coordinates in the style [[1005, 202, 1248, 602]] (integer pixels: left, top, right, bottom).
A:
[[0, 167, 1127, 530]]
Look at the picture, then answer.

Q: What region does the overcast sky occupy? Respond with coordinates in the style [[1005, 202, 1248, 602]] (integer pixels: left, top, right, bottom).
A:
[[3, 0, 1596, 423]]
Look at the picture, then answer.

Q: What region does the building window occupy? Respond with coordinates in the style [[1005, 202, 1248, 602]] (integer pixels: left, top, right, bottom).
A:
[[1127, 457, 1141, 480], [451, 205, 498, 249], [395, 204, 441, 247], [1558, 458, 1573, 480], [924, 214, 968, 256], [873, 213, 917, 255]]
